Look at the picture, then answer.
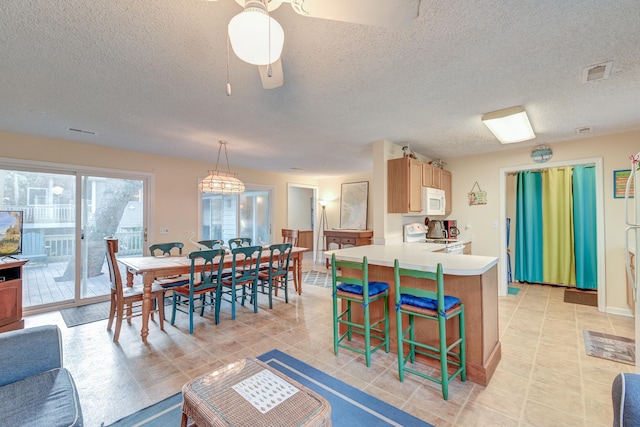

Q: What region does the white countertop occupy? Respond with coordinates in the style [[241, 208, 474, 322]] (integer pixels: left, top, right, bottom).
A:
[[325, 243, 498, 276]]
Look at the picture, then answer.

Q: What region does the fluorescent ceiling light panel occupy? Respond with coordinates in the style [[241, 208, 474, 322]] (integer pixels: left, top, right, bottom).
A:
[[481, 106, 536, 144]]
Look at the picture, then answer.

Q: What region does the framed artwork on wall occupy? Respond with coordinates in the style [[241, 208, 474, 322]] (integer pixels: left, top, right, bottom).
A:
[[340, 181, 368, 230], [614, 170, 633, 198]]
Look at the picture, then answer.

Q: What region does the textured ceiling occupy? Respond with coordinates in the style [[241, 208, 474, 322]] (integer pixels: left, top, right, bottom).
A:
[[1, 1, 639, 177]]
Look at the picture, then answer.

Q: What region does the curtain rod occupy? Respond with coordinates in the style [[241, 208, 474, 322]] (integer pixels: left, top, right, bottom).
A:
[[507, 164, 595, 176]]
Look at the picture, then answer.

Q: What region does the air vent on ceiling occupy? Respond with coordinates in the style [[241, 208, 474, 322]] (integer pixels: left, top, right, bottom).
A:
[[575, 126, 593, 135], [581, 61, 613, 83], [66, 127, 96, 135]]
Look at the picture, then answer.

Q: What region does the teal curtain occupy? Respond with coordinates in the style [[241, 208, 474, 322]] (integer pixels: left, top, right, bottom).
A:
[[515, 171, 543, 283], [573, 165, 597, 289]]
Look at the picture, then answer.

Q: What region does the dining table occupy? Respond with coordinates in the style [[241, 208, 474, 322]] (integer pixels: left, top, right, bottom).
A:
[[117, 246, 308, 342]]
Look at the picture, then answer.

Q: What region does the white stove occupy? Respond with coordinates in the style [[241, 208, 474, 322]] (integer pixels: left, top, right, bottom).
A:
[[403, 223, 465, 253]]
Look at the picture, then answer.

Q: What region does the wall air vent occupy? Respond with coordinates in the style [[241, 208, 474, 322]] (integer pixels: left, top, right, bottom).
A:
[[575, 126, 593, 135], [66, 127, 96, 135], [581, 61, 613, 83]]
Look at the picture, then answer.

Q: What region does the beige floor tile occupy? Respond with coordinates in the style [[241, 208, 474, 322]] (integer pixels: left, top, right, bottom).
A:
[[21, 264, 629, 427]]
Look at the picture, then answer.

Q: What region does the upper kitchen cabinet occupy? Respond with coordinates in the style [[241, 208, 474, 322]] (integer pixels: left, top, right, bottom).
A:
[[388, 157, 423, 213], [422, 163, 442, 188], [442, 170, 452, 215]]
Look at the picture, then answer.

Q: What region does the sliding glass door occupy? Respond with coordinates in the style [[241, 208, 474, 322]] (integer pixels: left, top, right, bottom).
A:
[[0, 163, 148, 311]]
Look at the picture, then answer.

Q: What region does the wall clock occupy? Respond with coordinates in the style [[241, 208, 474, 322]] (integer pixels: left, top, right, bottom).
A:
[[531, 145, 553, 163]]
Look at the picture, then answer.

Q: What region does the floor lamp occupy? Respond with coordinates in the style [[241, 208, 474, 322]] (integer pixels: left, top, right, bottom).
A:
[[316, 200, 328, 263]]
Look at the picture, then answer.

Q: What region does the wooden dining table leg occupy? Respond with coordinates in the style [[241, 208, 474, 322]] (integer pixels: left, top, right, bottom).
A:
[[140, 272, 153, 343], [294, 253, 303, 295]]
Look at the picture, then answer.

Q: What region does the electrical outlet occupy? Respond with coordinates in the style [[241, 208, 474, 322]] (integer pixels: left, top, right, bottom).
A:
[[159, 228, 169, 234], [465, 221, 471, 229]]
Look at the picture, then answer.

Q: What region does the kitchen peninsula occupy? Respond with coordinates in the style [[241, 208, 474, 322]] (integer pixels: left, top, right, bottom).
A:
[[326, 243, 500, 386]]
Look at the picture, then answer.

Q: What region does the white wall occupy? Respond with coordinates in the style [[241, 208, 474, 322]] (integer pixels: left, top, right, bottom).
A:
[[287, 186, 314, 230]]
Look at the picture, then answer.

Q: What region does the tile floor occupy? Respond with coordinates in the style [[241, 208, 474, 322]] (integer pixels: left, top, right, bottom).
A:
[[22, 264, 634, 427]]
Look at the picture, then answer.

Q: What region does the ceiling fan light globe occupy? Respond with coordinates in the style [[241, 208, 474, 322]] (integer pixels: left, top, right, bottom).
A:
[[228, 8, 284, 66]]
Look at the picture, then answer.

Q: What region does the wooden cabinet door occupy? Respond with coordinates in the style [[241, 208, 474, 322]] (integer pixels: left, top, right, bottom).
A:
[[408, 158, 422, 213], [422, 163, 433, 187], [442, 170, 452, 214]]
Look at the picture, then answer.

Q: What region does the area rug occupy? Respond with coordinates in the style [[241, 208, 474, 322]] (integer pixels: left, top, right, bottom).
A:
[[564, 288, 597, 307], [60, 299, 171, 328], [105, 349, 434, 427], [60, 301, 111, 328], [507, 286, 521, 295], [302, 270, 331, 288], [583, 330, 635, 365]]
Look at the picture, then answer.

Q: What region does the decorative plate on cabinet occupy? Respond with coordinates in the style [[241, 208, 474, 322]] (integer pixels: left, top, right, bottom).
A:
[[531, 145, 553, 163]]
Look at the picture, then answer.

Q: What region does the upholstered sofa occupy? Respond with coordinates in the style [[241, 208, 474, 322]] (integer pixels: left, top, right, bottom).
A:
[[0, 325, 83, 426], [612, 372, 640, 426]]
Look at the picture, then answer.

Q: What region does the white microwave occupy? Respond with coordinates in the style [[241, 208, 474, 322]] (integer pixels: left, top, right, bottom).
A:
[[423, 187, 446, 216]]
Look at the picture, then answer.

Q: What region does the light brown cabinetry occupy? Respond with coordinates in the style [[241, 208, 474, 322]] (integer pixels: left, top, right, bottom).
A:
[[388, 157, 423, 213], [422, 163, 442, 188], [627, 252, 635, 314], [463, 242, 472, 254], [442, 170, 452, 215], [0, 259, 27, 333]]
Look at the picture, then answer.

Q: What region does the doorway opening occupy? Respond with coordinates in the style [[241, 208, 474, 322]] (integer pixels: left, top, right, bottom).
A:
[[499, 157, 606, 311]]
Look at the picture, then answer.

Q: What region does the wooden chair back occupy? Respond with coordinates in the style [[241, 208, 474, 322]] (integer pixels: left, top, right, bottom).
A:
[[105, 237, 122, 293], [281, 229, 299, 246]]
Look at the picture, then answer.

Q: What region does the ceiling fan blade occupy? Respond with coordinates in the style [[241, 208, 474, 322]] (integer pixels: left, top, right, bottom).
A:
[[258, 58, 285, 89], [287, 0, 421, 29]]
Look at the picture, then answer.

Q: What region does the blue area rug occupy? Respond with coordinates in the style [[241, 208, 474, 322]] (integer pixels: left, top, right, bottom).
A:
[[105, 349, 433, 426], [508, 286, 521, 295]]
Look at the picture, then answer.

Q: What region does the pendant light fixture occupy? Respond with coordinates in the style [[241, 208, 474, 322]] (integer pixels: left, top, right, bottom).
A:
[[228, 0, 284, 66], [199, 141, 245, 194]]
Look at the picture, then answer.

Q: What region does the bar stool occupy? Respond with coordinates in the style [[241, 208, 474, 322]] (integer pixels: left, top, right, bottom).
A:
[[331, 253, 390, 367], [393, 259, 466, 400]]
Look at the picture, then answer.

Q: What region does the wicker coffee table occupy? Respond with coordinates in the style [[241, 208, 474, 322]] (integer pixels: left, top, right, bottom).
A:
[[181, 358, 331, 427]]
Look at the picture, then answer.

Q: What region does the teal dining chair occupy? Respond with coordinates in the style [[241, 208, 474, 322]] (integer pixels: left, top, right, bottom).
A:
[[393, 259, 466, 400], [228, 237, 251, 249], [198, 239, 224, 249], [257, 243, 292, 309], [219, 245, 262, 319], [332, 253, 390, 367], [149, 242, 190, 313], [170, 249, 226, 334]]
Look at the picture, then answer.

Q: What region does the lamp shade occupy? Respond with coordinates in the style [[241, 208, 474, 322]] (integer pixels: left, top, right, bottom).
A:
[[481, 106, 536, 144], [199, 170, 245, 194], [228, 3, 284, 66]]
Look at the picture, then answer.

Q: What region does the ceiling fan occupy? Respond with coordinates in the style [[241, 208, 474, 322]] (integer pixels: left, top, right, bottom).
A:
[[209, 0, 422, 90]]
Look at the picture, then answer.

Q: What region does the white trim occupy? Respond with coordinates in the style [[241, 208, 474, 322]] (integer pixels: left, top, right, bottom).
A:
[[498, 158, 606, 313]]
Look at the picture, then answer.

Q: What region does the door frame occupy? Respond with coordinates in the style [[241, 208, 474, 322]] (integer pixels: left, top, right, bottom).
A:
[[499, 157, 605, 311]]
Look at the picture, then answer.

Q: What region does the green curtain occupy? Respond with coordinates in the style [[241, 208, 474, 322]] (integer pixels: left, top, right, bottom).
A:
[[573, 165, 597, 289], [542, 168, 576, 286], [515, 171, 543, 283]]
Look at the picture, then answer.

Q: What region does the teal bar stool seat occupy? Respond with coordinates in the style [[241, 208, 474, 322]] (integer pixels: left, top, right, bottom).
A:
[[331, 253, 390, 367], [170, 249, 226, 333], [393, 260, 466, 400]]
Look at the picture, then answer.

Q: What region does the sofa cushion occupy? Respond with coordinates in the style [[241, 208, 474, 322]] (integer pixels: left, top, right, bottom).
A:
[[0, 368, 83, 427]]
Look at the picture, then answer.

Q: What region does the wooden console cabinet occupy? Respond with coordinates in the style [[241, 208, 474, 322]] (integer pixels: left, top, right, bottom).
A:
[[0, 259, 28, 333], [324, 230, 373, 267]]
